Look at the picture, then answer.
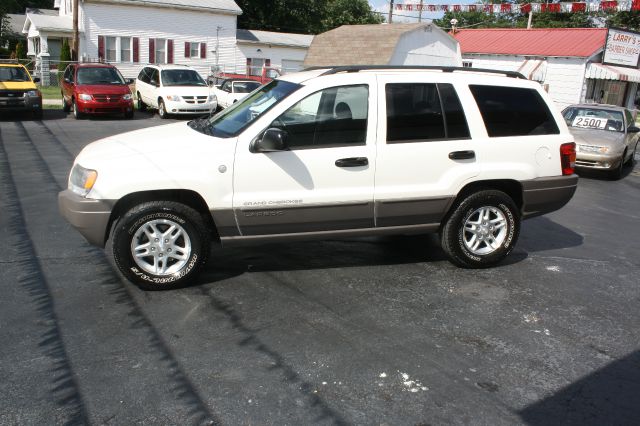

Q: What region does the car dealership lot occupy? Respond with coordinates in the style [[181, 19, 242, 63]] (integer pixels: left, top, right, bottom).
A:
[[1, 110, 639, 425]]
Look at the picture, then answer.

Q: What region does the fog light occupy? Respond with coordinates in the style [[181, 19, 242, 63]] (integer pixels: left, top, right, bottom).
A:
[[172, 109, 177, 112]]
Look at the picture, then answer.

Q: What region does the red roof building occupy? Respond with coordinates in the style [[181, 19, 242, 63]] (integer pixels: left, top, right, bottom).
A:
[[450, 28, 640, 110]]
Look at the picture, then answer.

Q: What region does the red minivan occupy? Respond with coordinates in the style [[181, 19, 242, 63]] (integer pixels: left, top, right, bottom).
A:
[[61, 63, 134, 119]]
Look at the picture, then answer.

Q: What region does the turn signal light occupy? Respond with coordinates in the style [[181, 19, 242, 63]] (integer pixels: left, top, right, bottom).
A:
[[560, 142, 576, 176]]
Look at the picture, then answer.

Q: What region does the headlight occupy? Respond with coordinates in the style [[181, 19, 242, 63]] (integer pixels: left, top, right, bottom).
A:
[[78, 93, 92, 101], [166, 95, 181, 101], [578, 144, 609, 153], [122, 93, 133, 101], [24, 90, 41, 98], [208, 94, 217, 103], [69, 163, 98, 197]]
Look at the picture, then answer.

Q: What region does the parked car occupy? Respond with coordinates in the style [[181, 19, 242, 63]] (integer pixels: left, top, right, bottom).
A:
[[61, 63, 134, 119], [59, 65, 578, 289], [212, 79, 261, 109], [135, 64, 216, 118], [0, 61, 42, 119], [562, 103, 639, 179]]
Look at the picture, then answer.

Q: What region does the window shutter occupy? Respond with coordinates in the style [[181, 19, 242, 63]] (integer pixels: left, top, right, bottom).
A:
[[184, 42, 190, 58], [98, 35, 105, 60], [149, 38, 155, 63], [132, 37, 139, 63], [167, 39, 174, 64], [200, 42, 206, 59], [246, 58, 251, 75]]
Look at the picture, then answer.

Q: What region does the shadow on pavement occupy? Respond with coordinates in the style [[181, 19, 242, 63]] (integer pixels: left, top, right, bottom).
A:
[[519, 349, 640, 425], [518, 216, 583, 253]]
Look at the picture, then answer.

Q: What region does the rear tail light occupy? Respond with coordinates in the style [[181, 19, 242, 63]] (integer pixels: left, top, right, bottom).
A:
[[560, 142, 576, 175]]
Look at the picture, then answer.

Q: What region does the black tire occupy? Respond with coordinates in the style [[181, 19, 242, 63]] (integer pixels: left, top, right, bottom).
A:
[[137, 92, 147, 111], [62, 94, 70, 113], [112, 201, 211, 290], [624, 143, 637, 166], [31, 109, 43, 120], [609, 154, 625, 180], [158, 99, 169, 119], [440, 190, 520, 268], [72, 99, 83, 119], [124, 109, 134, 119]]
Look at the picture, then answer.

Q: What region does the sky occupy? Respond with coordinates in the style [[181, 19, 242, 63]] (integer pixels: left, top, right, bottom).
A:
[[369, 0, 479, 24]]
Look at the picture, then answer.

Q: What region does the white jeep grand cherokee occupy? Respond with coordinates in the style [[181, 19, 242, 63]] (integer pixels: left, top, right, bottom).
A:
[[59, 66, 578, 289]]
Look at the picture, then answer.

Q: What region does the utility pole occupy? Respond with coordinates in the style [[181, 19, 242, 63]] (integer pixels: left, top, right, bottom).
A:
[[388, 0, 394, 23], [418, 0, 424, 22], [72, 0, 79, 60], [527, 11, 533, 29]]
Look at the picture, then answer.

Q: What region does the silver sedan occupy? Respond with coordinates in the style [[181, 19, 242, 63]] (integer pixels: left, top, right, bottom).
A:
[[562, 104, 639, 179]]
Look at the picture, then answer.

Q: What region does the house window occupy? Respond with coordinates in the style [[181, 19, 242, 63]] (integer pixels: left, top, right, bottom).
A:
[[155, 38, 166, 64], [121, 37, 131, 62], [249, 58, 265, 76], [190, 42, 200, 58], [106, 36, 117, 62]]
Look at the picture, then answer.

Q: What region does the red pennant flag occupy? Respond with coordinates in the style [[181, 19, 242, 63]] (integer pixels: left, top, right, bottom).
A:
[[633, 0, 640, 10], [550, 3, 561, 12], [484, 4, 493, 13], [428, 4, 437, 11], [441, 4, 449, 11], [601, 0, 618, 10], [501, 3, 512, 12], [468, 4, 477, 11], [395, 3, 403, 10], [521, 4, 532, 13], [406, 4, 413, 11], [453, 4, 461, 11], [572, 2, 586, 11]]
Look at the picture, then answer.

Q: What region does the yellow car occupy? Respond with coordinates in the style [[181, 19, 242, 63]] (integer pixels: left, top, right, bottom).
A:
[[0, 62, 43, 119]]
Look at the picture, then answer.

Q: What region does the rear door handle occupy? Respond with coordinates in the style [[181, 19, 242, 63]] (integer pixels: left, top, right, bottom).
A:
[[335, 157, 369, 167], [449, 150, 475, 160]]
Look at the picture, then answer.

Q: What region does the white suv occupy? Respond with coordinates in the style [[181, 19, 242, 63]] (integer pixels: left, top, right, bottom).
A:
[[60, 66, 578, 289], [135, 64, 216, 118]]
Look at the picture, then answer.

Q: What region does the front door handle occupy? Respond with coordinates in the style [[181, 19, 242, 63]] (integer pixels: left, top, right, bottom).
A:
[[449, 150, 475, 160], [335, 157, 369, 167]]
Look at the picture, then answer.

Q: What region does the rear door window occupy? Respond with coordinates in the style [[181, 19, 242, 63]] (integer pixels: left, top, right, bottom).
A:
[[469, 85, 559, 137], [385, 83, 470, 143]]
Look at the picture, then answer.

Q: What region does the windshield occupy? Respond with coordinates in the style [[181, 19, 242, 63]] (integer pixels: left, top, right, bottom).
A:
[[161, 69, 207, 87], [0, 66, 31, 82], [563, 107, 625, 133], [234, 81, 261, 93], [205, 79, 301, 138], [77, 67, 125, 85]]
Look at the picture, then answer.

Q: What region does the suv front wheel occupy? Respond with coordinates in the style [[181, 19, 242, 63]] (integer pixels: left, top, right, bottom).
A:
[[112, 201, 211, 289], [440, 190, 520, 268]]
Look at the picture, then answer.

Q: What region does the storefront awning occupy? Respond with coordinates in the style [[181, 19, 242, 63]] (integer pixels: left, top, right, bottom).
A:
[[585, 63, 640, 83]]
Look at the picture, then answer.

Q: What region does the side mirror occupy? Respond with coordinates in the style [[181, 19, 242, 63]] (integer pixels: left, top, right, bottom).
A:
[[150, 79, 158, 86], [64, 78, 71, 83], [33, 77, 40, 83], [125, 78, 134, 85], [628, 126, 640, 133], [251, 128, 288, 153]]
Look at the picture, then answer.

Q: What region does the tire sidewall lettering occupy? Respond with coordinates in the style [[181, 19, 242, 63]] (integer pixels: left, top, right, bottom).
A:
[[127, 212, 186, 235], [457, 200, 515, 262]]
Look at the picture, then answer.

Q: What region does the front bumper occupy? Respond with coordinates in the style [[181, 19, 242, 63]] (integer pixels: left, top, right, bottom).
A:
[[76, 98, 133, 115], [521, 175, 579, 219], [0, 93, 42, 113], [575, 150, 623, 170], [58, 189, 115, 247], [164, 99, 217, 114]]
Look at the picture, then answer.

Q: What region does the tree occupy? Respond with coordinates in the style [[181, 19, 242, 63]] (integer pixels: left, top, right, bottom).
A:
[[3, 0, 54, 14], [235, 0, 382, 34], [15, 40, 25, 59]]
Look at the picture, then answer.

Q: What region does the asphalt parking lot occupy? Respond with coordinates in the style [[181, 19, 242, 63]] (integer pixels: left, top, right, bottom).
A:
[[1, 109, 639, 425]]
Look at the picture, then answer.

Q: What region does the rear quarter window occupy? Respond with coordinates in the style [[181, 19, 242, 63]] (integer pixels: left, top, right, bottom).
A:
[[470, 85, 559, 137]]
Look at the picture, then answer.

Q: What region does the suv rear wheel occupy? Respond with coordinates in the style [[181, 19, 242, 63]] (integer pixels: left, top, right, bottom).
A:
[[137, 92, 147, 111], [440, 190, 520, 268], [112, 201, 210, 290]]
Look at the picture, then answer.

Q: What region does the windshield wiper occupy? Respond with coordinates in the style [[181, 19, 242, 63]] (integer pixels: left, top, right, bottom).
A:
[[188, 117, 212, 135]]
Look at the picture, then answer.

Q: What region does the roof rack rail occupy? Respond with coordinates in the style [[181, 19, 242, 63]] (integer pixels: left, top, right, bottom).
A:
[[305, 65, 526, 79]]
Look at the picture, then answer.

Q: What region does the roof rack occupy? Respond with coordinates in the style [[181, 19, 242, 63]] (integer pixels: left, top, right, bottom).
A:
[[305, 65, 526, 79]]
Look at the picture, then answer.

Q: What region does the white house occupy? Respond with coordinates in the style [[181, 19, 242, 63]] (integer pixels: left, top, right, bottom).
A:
[[21, 0, 314, 84], [304, 23, 462, 68], [452, 28, 640, 111]]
